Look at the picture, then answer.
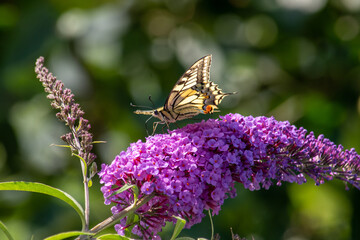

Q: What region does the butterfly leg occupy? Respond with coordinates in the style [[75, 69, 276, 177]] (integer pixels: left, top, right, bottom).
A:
[[164, 120, 172, 133], [161, 124, 167, 133], [144, 115, 154, 135], [152, 121, 162, 135], [154, 120, 169, 134], [144, 122, 150, 136]]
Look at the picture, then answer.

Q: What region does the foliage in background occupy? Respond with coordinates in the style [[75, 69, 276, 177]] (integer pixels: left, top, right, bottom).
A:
[[0, 0, 360, 239]]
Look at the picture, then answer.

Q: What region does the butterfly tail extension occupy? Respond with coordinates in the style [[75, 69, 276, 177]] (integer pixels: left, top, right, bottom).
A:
[[226, 91, 237, 98]]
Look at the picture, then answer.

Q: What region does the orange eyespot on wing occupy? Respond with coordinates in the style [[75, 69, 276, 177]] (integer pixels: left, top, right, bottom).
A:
[[203, 105, 214, 114]]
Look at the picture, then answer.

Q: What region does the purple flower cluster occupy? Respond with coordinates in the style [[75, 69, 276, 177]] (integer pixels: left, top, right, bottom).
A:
[[99, 113, 360, 239]]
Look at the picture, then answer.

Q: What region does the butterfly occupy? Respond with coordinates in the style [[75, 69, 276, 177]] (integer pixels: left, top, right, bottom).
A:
[[134, 55, 235, 134]]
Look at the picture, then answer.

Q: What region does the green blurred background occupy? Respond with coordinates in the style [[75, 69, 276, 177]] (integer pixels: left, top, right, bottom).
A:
[[1, 0, 360, 239]]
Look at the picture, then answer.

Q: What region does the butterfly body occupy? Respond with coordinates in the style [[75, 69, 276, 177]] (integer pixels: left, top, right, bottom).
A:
[[134, 55, 235, 133]]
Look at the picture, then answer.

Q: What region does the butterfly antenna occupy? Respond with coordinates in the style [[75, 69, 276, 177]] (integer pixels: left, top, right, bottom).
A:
[[148, 95, 156, 108]]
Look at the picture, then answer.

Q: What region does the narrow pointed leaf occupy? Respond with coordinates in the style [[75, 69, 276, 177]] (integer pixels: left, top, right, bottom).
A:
[[114, 184, 136, 194], [170, 216, 187, 240], [97, 234, 130, 239], [0, 181, 85, 229], [44, 231, 92, 240], [50, 144, 72, 148], [0, 221, 14, 240]]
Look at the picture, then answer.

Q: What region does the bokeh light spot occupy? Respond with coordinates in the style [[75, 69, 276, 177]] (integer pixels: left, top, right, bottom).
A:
[[341, 0, 360, 11], [57, 9, 88, 38], [334, 16, 359, 41], [214, 14, 246, 46], [0, 4, 18, 28], [276, 0, 327, 13], [145, 10, 175, 37], [244, 15, 278, 48], [150, 38, 174, 64]]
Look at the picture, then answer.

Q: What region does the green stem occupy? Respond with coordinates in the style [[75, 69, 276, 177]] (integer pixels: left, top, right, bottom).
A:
[[67, 117, 90, 231], [81, 160, 90, 231], [209, 210, 214, 240], [89, 193, 155, 235]]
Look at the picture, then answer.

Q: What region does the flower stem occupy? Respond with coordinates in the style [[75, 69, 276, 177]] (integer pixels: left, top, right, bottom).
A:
[[35, 56, 97, 232], [81, 160, 90, 231], [89, 193, 155, 235]]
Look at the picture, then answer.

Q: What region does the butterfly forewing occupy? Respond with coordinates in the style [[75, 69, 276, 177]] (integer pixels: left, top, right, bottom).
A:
[[164, 55, 212, 112]]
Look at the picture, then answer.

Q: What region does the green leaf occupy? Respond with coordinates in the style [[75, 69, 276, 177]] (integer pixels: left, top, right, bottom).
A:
[[124, 213, 138, 237], [50, 144, 72, 148], [174, 238, 196, 240], [112, 184, 139, 202], [125, 212, 135, 226], [132, 185, 139, 201], [72, 153, 88, 177], [44, 231, 92, 240], [170, 216, 187, 240], [97, 233, 131, 240], [115, 184, 136, 194], [0, 181, 85, 229], [0, 221, 14, 240]]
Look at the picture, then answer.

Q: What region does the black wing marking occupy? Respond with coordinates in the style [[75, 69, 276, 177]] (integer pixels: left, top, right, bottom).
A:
[[164, 55, 212, 112]]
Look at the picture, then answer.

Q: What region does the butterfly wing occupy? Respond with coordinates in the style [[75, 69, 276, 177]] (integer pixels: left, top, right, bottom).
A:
[[164, 55, 212, 111], [161, 55, 234, 121], [133, 56, 211, 124]]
